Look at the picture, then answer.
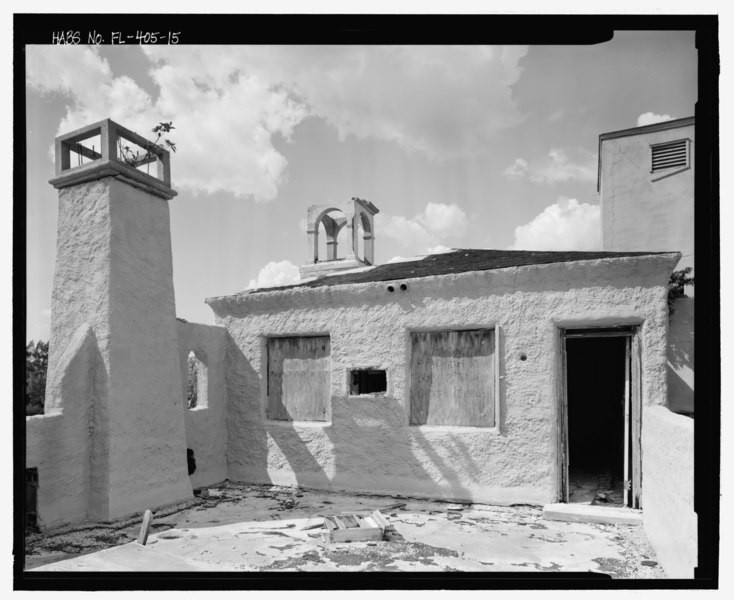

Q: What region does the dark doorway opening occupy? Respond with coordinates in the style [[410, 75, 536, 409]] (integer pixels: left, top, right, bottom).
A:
[[566, 336, 627, 506]]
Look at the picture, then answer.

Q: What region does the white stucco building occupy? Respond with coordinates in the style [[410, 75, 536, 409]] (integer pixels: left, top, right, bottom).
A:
[[25, 118, 698, 577], [599, 116, 695, 415]]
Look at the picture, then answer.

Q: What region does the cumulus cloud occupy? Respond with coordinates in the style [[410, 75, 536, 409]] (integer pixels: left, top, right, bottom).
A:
[[503, 158, 529, 180], [247, 260, 301, 289], [144, 45, 529, 161], [27, 44, 528, 201], [26, 45, 307, 202], [386, 255, 413, 264], [377, 203, 468, 253], [509, 197, 600, 251], [426, 245, 454, 254], [503, 148, 597, 185], [637, 112, 674, 127]]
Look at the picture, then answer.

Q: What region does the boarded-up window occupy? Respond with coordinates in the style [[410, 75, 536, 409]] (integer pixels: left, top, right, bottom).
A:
[[410, 329, 495, 427], [267, 336, 331, 421]]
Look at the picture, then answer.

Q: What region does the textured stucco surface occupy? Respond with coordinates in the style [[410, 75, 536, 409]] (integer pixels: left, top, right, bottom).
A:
[[105, 178, 192, 517], [209, 254, 679, 505], [177, 321, 228, 488], [27, 177, 192, 527], [600, 123, 694, 414], [27, 325, 100, 527], [667, 297, 694, 414], [600, 124, 694, 267], [642, 405, 696, 578]]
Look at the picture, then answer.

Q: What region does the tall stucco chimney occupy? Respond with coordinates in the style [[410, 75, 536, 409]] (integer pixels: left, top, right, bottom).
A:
[[43, 119, 192, 523]]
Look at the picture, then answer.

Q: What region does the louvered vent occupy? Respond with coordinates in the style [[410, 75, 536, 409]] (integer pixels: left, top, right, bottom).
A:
[[651, 139, 689, 172]]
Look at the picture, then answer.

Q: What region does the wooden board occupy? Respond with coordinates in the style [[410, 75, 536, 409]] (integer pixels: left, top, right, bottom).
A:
[[559, 331, 569, 503], [323, 511, 386, 543], [630, 333, 642, 509], [410, 329, 495, 427], [623, 337, 631, 507], [267, 336, 330, 421]]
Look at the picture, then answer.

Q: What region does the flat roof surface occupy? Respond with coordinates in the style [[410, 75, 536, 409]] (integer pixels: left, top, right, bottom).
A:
[[242, 248, 673, 295], [26, 481, 664, 577]]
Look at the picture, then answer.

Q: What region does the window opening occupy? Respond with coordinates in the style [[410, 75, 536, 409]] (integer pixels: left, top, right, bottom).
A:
[[350, 369, 387, 395]]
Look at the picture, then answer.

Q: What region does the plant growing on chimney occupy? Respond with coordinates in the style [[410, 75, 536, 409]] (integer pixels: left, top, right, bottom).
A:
[[119, 121, 177, 171]]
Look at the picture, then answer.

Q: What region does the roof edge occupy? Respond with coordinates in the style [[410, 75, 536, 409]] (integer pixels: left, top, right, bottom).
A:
[[597, 116, 695, 192], [599, 116, 695, 142], [205, 251, 681, 306]]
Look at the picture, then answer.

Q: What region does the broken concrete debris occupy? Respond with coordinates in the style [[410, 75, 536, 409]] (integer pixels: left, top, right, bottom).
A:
[[136, 509, 153, 546], [323, 511, 388, 543]]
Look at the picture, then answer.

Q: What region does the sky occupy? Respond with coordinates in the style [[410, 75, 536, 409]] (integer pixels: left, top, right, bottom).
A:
[[24, 32, 698, 342]]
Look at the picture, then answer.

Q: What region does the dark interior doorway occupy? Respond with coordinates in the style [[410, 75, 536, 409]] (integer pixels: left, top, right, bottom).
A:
[[565, 336, 627, 506]]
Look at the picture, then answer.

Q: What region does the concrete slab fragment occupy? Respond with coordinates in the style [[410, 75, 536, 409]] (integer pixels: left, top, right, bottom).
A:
[[31, 541, 226, 571], [542, 503, 642, 526]]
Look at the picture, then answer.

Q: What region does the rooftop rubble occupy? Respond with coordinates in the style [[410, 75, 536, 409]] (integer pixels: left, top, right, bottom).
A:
[[25, 481, 664, 577]]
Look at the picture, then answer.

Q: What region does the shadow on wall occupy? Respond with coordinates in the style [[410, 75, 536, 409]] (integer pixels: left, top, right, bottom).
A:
[[27, 324, 111, 527], [323, 398, 475, 501], [667, 296, 694, 415], [225, 334, 475, 501]]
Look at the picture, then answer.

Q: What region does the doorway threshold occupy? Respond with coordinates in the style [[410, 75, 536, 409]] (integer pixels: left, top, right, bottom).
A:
[[542, 503, 642, 526]]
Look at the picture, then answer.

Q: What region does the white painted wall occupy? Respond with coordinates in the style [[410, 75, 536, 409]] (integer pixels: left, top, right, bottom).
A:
[[27, 175, 193, 528], [105, 178, 192, 518], [209, 254, 679, 505], [600, 124, 694, 266], [600, 122, 695, 414], [642, 405, 697, 577], [177, 321, 228, 489]]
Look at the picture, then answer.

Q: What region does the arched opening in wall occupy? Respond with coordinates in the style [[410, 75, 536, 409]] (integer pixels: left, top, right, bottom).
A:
[[356, 220, 365, 263], [186, 350, 208, 409], [314, 208, 348, 263], [336, 223, 348, 261], [317, 220, 328, 263]]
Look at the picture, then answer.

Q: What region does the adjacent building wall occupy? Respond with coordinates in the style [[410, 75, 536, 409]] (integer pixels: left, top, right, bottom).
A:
[[177, 321, 229, 489], [599, 118, 694, 414], [642, 405, 697, 577], [209, 254, 678, 505], [599, 119, 694, 269]]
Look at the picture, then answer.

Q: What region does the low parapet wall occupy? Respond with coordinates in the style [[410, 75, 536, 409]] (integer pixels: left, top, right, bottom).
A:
[[176, 320, 228, 489], [642, 404, 697, 578]]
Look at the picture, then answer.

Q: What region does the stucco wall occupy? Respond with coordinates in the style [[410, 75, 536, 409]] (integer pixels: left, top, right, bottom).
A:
[[26, 324, 107, 527], [667, 297, 694, 414], [31, 176, 193, 527], [177, 321, 228, 488], [599, 123, 694, 414], [600, 124, 694, 265], [105, 177, 192, 518], [642, 405, 697, 578], [209, 254, 678, 505]]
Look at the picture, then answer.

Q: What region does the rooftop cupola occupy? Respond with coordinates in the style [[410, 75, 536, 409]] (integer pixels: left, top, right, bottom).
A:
[[300, 198, 379, 279]]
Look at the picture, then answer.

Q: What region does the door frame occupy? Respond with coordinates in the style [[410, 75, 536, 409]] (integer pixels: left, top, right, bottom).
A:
[[558, 325, 642, 508]]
